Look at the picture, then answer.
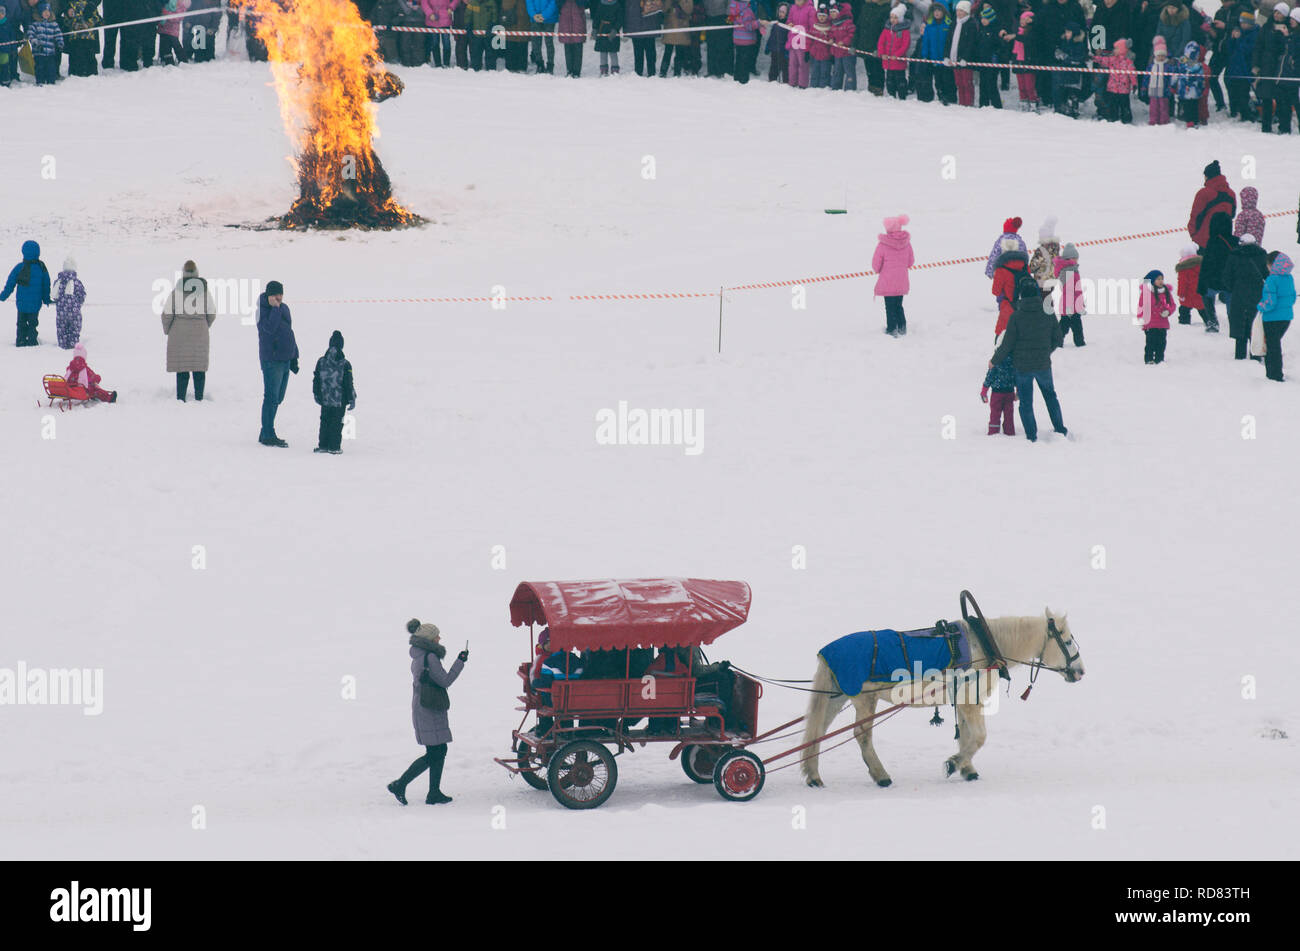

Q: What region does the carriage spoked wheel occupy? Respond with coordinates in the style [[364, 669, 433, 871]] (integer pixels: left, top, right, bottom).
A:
[[681, 744, 724, 784], [516, 740, 549, 791], [546, 740, 618, 810], [712, 749, 765, 802]]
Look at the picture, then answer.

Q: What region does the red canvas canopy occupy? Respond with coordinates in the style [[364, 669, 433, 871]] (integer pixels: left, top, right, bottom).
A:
[[509, 579, 752, 652]]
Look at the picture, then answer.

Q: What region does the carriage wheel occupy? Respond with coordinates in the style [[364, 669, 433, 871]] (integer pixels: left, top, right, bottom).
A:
[[547, 740, 618, 810], [681, 744, 723, 784], [713, 749, 765, 802], [516, 740, 549, 791]]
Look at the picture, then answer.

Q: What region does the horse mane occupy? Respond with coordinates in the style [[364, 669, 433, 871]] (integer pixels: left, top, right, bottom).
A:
[[978, 613, 1056, 667]]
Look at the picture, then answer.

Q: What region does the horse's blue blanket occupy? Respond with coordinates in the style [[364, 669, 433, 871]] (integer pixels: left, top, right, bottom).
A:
[[820, 625, 972, 696]]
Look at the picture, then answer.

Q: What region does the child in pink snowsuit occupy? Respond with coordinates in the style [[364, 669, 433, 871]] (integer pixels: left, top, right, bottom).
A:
[[872, 214, 914, 336], [785, 0, 819, 88], [1138, 269, 1176, 364], [64, 342, 117, 403]]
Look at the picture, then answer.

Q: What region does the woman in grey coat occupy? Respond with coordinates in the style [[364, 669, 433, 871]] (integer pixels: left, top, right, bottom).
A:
[[388, 619, 467, 805], [160, 260, 216, 401]]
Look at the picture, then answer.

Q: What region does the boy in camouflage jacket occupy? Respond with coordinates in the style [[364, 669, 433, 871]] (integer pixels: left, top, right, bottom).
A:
[[312, 330, 357, 454]]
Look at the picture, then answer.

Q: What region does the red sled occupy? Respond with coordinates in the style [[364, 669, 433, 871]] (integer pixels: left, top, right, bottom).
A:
[[42, 374, 91, 412]]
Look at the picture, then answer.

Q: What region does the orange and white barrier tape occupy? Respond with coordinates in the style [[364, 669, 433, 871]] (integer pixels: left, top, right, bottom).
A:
[[286, 208, 1297, 305]]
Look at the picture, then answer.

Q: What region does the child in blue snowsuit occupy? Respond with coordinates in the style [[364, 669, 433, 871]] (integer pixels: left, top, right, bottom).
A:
[[0, 240, 52, 347], [28, 2, 65, 85], [1170, 42, 1206, 128]]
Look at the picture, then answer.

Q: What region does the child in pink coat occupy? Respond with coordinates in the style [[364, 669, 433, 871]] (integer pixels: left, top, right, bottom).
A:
[[872, 214, 914, 336], [1053, 242, 1086, 346], [808, 4, 835, 88], [157, 0, 190, 66], [877, 5, 911, 100], [1093, 36, 1137, 123], [64, 342, 118, 403], [1138, 269, 1176, 364], [422, 0, 459, 67]]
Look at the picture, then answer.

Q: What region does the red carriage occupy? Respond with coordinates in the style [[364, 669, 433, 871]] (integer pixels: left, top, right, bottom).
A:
[[495, 578, 769, 809]]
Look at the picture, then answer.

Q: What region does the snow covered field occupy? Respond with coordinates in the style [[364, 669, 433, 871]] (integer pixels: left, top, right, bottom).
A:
[[1, 61, 1297, 861]]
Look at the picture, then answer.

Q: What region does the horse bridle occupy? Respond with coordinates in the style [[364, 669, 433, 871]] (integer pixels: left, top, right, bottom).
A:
[[1020, 617, 1081, 694]]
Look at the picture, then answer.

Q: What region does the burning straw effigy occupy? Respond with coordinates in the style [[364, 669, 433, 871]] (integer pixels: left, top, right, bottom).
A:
[[240, 0, 421, 230]]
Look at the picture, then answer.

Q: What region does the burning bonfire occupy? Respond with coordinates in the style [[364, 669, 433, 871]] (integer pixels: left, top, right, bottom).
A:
[[240, 0, 419, 229]]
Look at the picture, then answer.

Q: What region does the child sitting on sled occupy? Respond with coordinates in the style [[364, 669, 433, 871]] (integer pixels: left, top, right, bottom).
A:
[[64, 342, 118, 403]]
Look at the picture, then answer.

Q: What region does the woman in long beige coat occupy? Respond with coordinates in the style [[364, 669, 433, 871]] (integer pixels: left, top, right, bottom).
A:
[[161, 260, 217, 401], [659, 0, 694, 76]]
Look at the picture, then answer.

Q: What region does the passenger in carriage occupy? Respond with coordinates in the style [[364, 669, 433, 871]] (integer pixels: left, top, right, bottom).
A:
[[530, 628, 583, 737], [647, 646, 740, 732], [529, 628, 583, 690]]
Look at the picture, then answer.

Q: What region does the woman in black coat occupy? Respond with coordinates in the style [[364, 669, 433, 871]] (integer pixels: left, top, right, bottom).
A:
[[1197, 211, 1237, 333], [1222, 235, 1271, 359]]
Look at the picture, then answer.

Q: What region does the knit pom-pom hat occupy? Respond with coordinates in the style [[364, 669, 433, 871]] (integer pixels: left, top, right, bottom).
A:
[[63, 256, 76, 271], [1179, 244, 1198, 261], [1003, 216, 1022, 234], [1060, 243, 1078, 260], [883, 214, 910, 233], [1038, 216, 1058, 243], [407, 618, 441, 640]]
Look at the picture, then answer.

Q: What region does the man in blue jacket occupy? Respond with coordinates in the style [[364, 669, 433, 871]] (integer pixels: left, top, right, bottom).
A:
[[0, 240, 52, 347], [256, 280, 299, 447]]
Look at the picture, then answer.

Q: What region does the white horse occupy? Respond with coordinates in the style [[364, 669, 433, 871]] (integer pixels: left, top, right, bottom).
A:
[[801, 609, 1085, 787]]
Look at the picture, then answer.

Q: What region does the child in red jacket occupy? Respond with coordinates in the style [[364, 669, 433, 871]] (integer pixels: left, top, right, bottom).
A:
[[64, 342, 118, 402], [1138, 269, 1176, 364], [1174, 245, 1204, 325]]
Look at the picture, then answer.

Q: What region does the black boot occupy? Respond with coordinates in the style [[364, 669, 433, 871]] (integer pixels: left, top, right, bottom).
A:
[[391, 750, 431, 804], [425, 744, 452, 804], [177, 372, 189, 401], [194, 371, 205, 401]]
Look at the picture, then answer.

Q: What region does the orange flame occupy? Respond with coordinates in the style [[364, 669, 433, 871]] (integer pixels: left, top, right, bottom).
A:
[[238, 0, 416, 228]]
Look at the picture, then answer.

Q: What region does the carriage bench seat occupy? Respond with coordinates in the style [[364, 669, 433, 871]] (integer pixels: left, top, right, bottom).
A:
[[550, 677, 696, 715]]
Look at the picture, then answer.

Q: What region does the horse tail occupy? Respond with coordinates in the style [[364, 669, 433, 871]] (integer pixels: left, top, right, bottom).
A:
[[800, 656, 846, 787]]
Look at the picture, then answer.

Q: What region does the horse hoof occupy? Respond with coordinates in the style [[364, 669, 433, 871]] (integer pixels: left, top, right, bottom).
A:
[[943, 760, 956, 777], [807, 778, 824, 788], [876, 778, 892, 788], [964, 771, 980, 782]]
